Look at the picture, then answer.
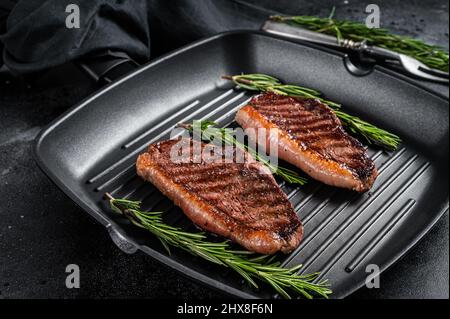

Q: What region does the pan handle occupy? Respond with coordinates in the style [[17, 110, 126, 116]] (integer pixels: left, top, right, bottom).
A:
[[106, 224, 138, 254], [77, 50, 140, 85]]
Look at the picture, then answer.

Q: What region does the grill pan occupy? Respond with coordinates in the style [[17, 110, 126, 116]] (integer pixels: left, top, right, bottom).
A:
[[34, 31, 449, 298]]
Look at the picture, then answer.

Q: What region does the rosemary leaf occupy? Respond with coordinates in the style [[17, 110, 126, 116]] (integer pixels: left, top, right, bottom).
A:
[[270, 15, 449, 72], [106, 194, 332, 299], [181, 120, 308, 185], [224, 73, 401, 150]]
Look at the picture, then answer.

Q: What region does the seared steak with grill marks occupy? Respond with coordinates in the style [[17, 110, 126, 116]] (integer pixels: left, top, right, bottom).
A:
[[136, 138, 303, 254], [235, 93, 378, 192]]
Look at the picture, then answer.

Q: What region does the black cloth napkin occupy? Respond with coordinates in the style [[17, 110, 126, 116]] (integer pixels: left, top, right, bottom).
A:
[[0, 0, 326, 74], [0, 0, 150, 74]]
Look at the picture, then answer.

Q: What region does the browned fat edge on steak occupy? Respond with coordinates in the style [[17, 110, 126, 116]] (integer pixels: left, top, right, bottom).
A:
[[235, 93, 378, 192], [136, 138, 303, 254]]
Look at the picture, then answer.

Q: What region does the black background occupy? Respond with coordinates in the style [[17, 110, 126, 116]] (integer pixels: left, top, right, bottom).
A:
[[0, 0, 448, 298]]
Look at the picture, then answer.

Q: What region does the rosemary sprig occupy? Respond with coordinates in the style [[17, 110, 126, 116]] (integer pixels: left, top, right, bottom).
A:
[[270, 14, 449, 72], [224, 73, 401, 150], [222, 74, 341, 109], [180, 120, 308, 185], [106, 193, 332, 299], [333, 109, 401, 149]]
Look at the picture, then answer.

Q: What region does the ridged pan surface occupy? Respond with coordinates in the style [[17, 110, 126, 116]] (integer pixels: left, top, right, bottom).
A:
[[34, 31, 449, 298]]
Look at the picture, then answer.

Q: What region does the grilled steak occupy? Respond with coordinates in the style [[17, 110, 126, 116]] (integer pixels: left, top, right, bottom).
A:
[[235, 93, 378, 192], [136, 138, 303, 254]]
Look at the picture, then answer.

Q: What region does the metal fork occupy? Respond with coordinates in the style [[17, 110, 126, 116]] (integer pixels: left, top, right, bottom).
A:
[[362, 44, 449, 83], [262, 21, 449, 84]]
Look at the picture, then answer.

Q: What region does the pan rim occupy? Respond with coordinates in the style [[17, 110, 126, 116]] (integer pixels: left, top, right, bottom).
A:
[[33, 30, 449, 299]]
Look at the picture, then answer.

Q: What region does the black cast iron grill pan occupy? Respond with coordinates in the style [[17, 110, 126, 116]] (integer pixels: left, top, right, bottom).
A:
[[34, 31, 449, 299]]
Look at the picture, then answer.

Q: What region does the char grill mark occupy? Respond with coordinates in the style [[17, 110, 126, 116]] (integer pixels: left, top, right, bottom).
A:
[[236, 92, 378, 192], [249, 95, 374, 181], [136, 138, 303, 254]]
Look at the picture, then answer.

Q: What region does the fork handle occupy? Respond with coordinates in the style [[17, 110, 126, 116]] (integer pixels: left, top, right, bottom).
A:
[[362, 45, 400, 61]]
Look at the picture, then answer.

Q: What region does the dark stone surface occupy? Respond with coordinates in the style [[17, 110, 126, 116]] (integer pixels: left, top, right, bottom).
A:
[[0, 0, 448, 299]]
